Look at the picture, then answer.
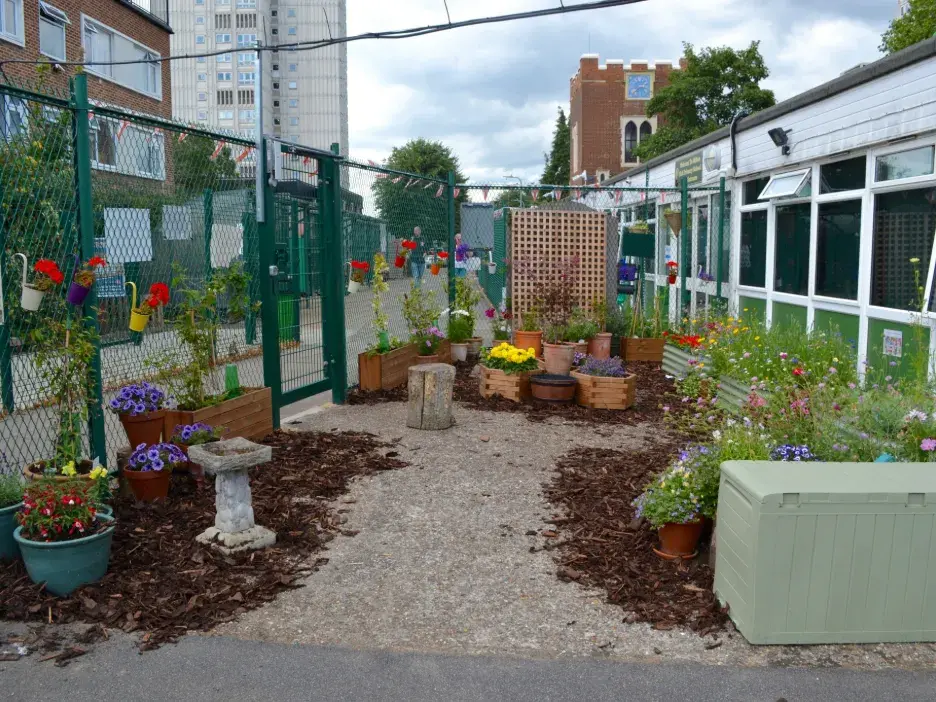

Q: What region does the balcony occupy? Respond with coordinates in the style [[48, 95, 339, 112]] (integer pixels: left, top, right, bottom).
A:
[[118, 0, 171, 31]]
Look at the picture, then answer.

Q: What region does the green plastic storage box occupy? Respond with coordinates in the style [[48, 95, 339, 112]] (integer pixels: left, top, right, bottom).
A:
[[714, 460, 936, 644]]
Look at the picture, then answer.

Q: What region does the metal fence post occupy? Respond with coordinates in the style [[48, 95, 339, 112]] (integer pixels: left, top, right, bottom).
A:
[[0, 175, 12, 414], [322, 152, 347, 404], [447, 171, 456, 308], [203, 188, 214, 279], [716, 176, 726, 299], [680, 176, 690, 317], [257, 138, 283, 428], [71, 74, 107, 465]]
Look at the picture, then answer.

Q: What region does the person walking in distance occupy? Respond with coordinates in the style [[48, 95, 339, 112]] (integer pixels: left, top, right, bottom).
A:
[[454, 233, 468, 279], [410, 226, 427, 288]]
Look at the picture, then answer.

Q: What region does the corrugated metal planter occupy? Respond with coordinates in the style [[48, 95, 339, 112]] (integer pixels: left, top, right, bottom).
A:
[[662, 343, 706, 379], [715, 461, 936, 644]]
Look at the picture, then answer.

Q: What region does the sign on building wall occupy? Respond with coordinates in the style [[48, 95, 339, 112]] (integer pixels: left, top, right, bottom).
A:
[[675, 151, 703, 186], [883, 329, 903, 358]]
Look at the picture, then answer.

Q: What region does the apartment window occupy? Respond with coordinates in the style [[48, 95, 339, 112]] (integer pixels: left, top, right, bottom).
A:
[[195, 0, 204, 4], [288, 81, 297, 90], [217, 90, 233, 105], [197, 110, 208, 120], [820, 156, 866, 194], [288, 99, 298, 108], [238, 51, 255, 64], [872, 187, 936, 310], [237, 33, 256, 47], [197, 56, 206, 63], [272, 63, 279, 71], [197, 72, 207, 81], [875, 145, 935, 182], [237, 89, 253, 104], [236, 0, 256, 7], [39, 2, 68, 61], [287, 7, 296, 17], [217, 0, 230, 5], [236, 13, 256, 28], [238, 71, 255, 84], [272, 100, 279, 107], [195, 34, 205, 44], [740, 210, 768, 287], [217, 71, 232, 81], [239, 109, 255, 122], [83, 19, 162, 98], [90, 121, 116, 168], [0, 96, 27, 140], [271, 28, 278, 35], [289, 116, 298, 126], [197, 92, 207, 101], [195, 16, 204, 25], [128, 126, 164, 179], [216, 33, 231, 43], [774, 202, 810, 295], [271, 9, 277, 17], [272, 82, 280, 90], [218, 110, 233, 120], [287, 26, 297, 35], [816, 200, 861, 300], [216, 53, 231, 63], [288, 63, 297, 72], [215, 14, 230, 29], [273, 118, 280, 126]]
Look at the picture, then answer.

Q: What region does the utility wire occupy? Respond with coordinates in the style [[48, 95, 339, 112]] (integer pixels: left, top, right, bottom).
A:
[[0, 0, 646, 70]]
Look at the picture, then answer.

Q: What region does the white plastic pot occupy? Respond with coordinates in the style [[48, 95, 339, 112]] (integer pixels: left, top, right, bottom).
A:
[[347, 280, 361, 294], [451, 342, 469, 363], [488, 262, 496, 274], [20, 285, 45, 312]]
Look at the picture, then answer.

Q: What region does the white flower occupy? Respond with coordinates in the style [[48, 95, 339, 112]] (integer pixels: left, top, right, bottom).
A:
[[712, 430, 722, 441]]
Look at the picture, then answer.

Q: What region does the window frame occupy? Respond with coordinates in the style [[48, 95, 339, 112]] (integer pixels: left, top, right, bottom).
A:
[[82, 15, 163, 100], [757, 167, 811, 200], [872, 142, 936, 186], [215, 32, 232, 43], [0, 0, 25, 45], [38, 1, 68, 61]]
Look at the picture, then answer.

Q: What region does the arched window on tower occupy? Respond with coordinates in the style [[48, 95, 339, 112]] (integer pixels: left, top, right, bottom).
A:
[[639, 121, 653, 143], [624, 121, 637, 163]]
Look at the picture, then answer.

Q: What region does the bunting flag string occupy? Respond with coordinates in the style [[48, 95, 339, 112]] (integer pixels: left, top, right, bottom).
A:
[[210, 140, 226, 161], [531, 188, 540, 200], [423, 181, 434, 189], [302, 155, 312, 166], [572, 189, 581, 199], [178, 131, 188, 143], [660, 191, 666, 203], [553, 189, 561, 200], [392, 176, 403, 184], [453, 188, 461, 198], [235, 147, 252, 163], [116, 120, 129, 141], [481, 187, 490, 201], [404, 178, 416, 189], [435, 185, 444, 198]]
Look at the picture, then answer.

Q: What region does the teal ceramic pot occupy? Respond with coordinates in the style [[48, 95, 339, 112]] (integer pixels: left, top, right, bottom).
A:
[[94, 503, 113, 518], [14, 514, 115, 596], [0, 502, 23, 561]]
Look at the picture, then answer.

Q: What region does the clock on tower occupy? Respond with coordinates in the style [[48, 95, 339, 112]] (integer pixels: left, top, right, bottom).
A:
[[626, 73, 653, 100]]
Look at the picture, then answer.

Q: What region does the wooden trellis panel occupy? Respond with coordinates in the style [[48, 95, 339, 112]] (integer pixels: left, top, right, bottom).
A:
[[510, 209, 607, 318]]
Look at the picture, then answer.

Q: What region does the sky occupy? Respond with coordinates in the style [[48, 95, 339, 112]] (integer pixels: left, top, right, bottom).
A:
[[346, 0, 897, 186]]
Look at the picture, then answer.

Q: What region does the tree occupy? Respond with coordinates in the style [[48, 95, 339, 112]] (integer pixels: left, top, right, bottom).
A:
[[173, 134, 239, 194], [881, 0, 936, 54], [634, 42, 775, 162], [541, 107, 570, 185], [372, 138, 467, 247]]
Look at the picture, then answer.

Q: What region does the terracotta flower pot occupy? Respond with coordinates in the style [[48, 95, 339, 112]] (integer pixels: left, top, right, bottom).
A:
[[414, 354, 440, 365], [465, 337, 483, 360], [587, 332, 613, 360], [565, 340, 588, 356], [123, 468, 171, 502], [654, 520, 704, 560], [430, 263, 441, 275], [530, 373, 577, 402], [451, 342, 469, 362], [23, 459, 95, 483], [514, 330, 543, 358], [119, 409, 166, 448], [542, 342, 575, 375]]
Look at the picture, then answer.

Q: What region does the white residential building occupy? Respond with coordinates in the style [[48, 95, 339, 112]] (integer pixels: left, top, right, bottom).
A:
[[168, 0, 348, 154]]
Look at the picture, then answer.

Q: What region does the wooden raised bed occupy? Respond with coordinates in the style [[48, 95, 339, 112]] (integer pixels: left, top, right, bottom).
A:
[[479, 365, 534, 402], [358, 343, 418, 391], [570, 371, 636, 410], [163, 386, 273, 442], [622, 337, 665, 362]]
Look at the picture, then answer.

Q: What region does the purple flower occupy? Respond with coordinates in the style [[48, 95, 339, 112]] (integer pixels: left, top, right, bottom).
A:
[[921, 438, 936, 452]]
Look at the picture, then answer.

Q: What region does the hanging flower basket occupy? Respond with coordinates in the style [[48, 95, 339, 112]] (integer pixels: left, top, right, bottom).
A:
[[430, 263, 441, 276], [14, 254, 64, 312], [127, 281, 169, 332], [488, 262, 496, 274], [66, 256, 106, 306], [348, 260, 369, 293]]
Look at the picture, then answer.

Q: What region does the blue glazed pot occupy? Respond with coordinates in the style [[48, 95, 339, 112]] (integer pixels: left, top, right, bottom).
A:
[[94, 503, 113, 518], [0, 502, 23, 561], [14, 514, 115, 596]]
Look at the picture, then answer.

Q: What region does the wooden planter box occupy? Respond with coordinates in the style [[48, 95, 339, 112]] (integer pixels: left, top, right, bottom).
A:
[[479, 365, 533, 402], [163, 386, 273, 443], [358, 344, 418, 391], [571, 371, 636, 410], [622, 337, 665, 362]]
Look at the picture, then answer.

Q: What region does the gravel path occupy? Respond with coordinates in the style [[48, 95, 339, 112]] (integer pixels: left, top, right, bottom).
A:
[[214, 402, 936, 670]]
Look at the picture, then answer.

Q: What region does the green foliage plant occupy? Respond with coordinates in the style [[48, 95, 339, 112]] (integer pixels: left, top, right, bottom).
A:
[[453, 277, 482, 337], [881, 0, 936, 54], [402, 282, 442, 343], [564, 307, 600, 342]]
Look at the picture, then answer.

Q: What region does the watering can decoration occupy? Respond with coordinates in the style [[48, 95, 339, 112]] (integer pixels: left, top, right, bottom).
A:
[[13, 253, 64, 312], [127, 282, 149, 332]]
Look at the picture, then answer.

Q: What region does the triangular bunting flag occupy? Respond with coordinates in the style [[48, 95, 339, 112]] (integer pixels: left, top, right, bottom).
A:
[[88, 110, 94, 121], [482, 187, 489, 201], [392, 176, 403, 184], [116, 120, 129, 141], [435, 185, 444, 198], [640, 191, 646, 201], [404, 178, 416, 189], [423, 181, 433, 189], [210, 141, 226, 160], [146, 127, 162, 143], [178, 132, 188, 143], [572, 189, 581, 199], [453, 188, 461, 198], [553, 189, 561, 201], [531, 188, 539, 200], [614, 190, 622, 205], [302, 155, 312, 165], [235, 147, 252, 163], [660, 191, 666, 203]]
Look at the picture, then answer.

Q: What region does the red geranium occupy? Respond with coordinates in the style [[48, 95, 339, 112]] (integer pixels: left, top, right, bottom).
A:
[[32, 258, 64, 289], [75, 256, 107, 287], [401, 240, 417, 251], [87, 256, 106, 268], [350, 260, 369, 271], [437, 251, 449, 260], [141, 282, 169, 312], [666, 261, 678, 270], [792, 367, 804, 376]]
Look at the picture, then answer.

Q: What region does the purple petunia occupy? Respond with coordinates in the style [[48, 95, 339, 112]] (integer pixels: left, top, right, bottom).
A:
[[110, 383, 165, 417], [128, 442, 186, 472]]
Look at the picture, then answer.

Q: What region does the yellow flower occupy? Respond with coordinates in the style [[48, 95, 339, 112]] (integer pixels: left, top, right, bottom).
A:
[[60, 461, 77, 477], [743, 308, 749, 312], [833, 357, 839, 363], [89, 466, 108, 481], [732, 328, 739, 335], [754, 336, 760, 341], [910, 257, 921, 264], [699, 362, 705, 368]]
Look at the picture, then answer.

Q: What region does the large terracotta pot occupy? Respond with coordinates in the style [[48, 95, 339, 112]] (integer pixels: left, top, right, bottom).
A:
[[565, 341, 588, 356], [123, 468, 171, 502], [414, 354, 440, 365], [514, 330, 543, 358], [587, 332, 613, 359], [119, 409, 166, 448], [654, 520, 704, 560], [24, 459, 95, 483], [542, 343, 575, 375], [530, 374, 577, 403]]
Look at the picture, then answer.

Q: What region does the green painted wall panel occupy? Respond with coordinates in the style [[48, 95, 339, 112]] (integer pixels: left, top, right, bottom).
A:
[[738, 296, 766, 324], [866, 318, 930, 383], [813, 310, 859, 348], [772, 301, 807, 330]]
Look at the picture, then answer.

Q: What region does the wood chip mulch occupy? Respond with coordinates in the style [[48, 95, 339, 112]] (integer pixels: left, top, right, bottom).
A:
[[544, 444, 729, 634], [0, 430, 407, 651]]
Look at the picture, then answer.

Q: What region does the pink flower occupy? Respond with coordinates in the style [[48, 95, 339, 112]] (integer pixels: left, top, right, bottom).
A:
[[485, 308, 496, 319], [779, 352, 788, 360], [921, 438, 936, 452]]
